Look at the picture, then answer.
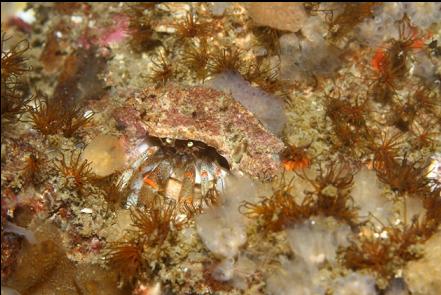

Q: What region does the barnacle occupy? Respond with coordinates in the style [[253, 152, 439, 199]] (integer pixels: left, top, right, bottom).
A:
[[369, 131, 405, 167], [175, 12, 213, 40], [21, 153, 48, 185], [125, 3, 157, 52], [27, 96, 65, 135], [342, 226, 415, 282], [303, 161, 354, 196], [181, 186, 220, 219], [1, 33, 30, 78], [375, 154, 432, 196], [94, 174, 128, 210], [27, 95, 93, 137], [369, 14, 426, 99], [105, 239, 144, 283], [325, 90, 370, 148], [252, 26, 282, 55], [411, 86, 441, 118], [326, 3, 379, 41], [181, 39, 210, 81], [241, 161, 358, 231], [1, 33, 31, 121], [240, 174, 313, 231], [148, 50, 174, 87], [207, 46, 246, 76], [385, 14, 425, 75], [368, 77, 396, 104], [333, 121, 361, 148], [422, 191, 441, 232], [410, 120, 440, 150], [389, 99, 418, 132], [299, 161, 358, 225], [242, 59, 287, 96], [342, 208, 440, 283], [325, 90, 368, 129], [130, 196, 184, 245], [55, 150, 95, 190], [60, 104, 94, 138]]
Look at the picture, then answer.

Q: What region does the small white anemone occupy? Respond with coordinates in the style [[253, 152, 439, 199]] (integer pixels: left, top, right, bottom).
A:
[[333, 272, 378, 295], [287, 217, 351, 265]]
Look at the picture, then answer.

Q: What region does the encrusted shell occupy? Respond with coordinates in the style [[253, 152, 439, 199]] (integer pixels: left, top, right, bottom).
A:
[[134, 84, 285, 180]]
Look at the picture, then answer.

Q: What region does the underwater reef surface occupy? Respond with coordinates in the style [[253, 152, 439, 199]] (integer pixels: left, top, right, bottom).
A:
[[1, 2, 441, 295]]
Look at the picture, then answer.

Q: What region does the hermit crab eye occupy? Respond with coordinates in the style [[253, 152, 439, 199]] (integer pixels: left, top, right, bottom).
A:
[[187, 141, 194, 147], [166, 138, 173, 144]]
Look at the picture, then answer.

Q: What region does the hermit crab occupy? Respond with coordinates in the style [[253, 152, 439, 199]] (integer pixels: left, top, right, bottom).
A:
[[120, 136, 229, 209], [115, 84, 285, 210]]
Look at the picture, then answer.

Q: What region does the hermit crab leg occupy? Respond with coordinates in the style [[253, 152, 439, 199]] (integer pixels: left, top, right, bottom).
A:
[[214, 165, 229, 191], [121, 151, 153, 208], [123, 147, 161, 208], [119, 150, 151, 192], [198, 160, 213, 196], [178, 164, 195, 207], [143, 160, 172, 193]]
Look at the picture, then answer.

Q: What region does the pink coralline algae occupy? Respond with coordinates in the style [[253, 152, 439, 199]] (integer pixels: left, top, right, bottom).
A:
[[79, 14, 129, 49], [97, 14, 130, 46], [124, 84, 285, 180]]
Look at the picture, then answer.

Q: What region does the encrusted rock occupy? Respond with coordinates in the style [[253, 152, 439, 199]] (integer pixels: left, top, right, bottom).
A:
[[132, 84, 285, 179], [403, 232, 441, 295], [1, 233, 22, 282], [112, 106, 147, 139], [243, 3, 307, 32]]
